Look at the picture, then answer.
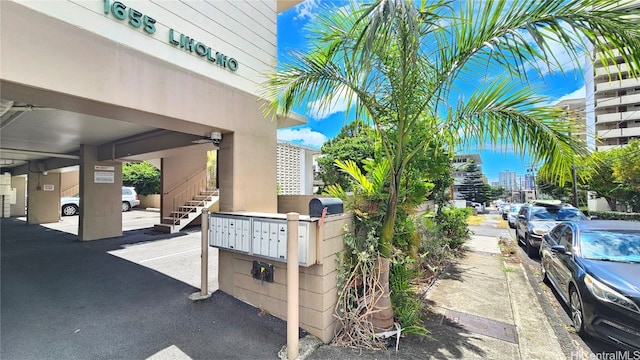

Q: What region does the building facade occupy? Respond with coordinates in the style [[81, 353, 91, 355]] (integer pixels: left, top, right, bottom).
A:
[[452, 153, 483, 200], [499, 170, 517, 191], [0, 0, 304, 238], [555, 98, 588, 144], [590, 0, 640, 151]]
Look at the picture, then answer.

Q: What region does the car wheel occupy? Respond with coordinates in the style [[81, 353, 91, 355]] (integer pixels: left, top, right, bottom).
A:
[[570, 286, 586, 336], [62, 204, 78, 216], [525, 234, 537, 258], [122, 202, 131, 212]]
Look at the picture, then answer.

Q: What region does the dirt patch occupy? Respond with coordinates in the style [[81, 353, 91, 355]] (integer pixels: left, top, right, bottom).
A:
[[498, 236, 520, 263]]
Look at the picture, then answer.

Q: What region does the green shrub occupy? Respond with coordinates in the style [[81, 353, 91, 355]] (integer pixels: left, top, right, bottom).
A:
[[435, 206, 472, 249], [584, 210, 640, 221], [389, 252, 427, 336], [122, 161, 160, 195]]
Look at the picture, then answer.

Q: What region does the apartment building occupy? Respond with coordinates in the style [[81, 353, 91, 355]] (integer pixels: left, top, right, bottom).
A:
[[452, 153, 483, 199], [590, 1, 640, 151], [555, 98, 588, 144]]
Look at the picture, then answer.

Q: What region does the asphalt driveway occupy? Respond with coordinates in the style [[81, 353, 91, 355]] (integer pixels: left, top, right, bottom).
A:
[[1, 215, 289, 360]]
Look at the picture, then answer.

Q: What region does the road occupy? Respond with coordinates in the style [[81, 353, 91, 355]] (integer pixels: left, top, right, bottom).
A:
[[471, 209, 624, 356]]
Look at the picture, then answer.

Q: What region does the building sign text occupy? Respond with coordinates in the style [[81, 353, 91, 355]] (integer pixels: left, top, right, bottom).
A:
[[103, 0, 238, 72]]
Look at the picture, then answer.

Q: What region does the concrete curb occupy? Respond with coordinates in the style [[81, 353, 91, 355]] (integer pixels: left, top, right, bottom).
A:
[[512, 247, 579, 359]]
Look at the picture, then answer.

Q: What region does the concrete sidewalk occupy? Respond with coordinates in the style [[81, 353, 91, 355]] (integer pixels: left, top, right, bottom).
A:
[[306, 235, 571, 359]]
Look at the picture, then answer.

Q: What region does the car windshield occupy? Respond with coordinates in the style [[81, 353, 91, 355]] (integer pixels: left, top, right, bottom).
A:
[[580, 230, 640, 263], [530, 207, 587, 221]]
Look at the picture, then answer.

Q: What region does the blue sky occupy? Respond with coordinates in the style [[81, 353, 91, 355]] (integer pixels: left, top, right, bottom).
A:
[[275, 0, 587, 184]]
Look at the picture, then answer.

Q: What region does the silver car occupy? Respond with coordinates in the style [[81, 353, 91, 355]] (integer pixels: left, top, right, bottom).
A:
[[507, 203, 523, 229], [61, 186, 140, 216], [516, 202, 588, 258]]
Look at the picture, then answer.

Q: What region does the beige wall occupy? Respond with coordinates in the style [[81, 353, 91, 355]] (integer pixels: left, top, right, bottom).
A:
[[219, 131, 278, 213], [60, 171, 80, 197], [161, 151, 208, 218], [26, 172, 61, 224], [10, 176, 26, 217], [139, 194, 161, 209], [218, 213, 351, 343], [278, 195, 327, 215]]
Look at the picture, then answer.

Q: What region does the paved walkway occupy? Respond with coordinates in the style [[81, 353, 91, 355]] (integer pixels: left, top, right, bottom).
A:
[[307, 235, 570, 359], [2, 214, 574, 359]]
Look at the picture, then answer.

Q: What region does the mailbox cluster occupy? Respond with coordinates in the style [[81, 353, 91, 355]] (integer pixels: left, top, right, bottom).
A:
[[209, 213, 317, 267]]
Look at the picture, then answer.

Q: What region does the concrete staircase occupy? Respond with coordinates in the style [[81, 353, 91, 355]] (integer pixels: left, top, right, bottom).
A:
[[153, 189, 219, 233]]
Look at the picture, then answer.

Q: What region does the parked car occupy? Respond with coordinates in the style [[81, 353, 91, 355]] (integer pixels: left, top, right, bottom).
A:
[[507, 203, 523, 228], [500, 203, 511, 219], [61, 186, 140, 216], [121, 187, 140, 211], [540, 220, 640, 350], [471, 202, 484, 214], [516, 201, 588, 257]]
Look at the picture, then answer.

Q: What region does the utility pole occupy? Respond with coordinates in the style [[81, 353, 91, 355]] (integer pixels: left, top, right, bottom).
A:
[[527, 165, 538, 200], [572, 166, 579, 207]]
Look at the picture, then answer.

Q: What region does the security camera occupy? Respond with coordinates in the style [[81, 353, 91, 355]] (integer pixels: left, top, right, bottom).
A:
[[208, 132, 222, 146]]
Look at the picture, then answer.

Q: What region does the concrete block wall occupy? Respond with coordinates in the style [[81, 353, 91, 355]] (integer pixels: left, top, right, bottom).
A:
[[218, 213, 352, 343]]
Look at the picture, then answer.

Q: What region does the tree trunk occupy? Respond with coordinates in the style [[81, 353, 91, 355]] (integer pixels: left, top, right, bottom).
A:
[[371, 168, 401, 332], [371, 256, 394, 332]]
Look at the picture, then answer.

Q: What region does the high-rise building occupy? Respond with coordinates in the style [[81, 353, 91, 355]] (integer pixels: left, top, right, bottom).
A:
[[589, 0, 640, 151], [524, 174, 536, 190], [555, 98, 588, 144], [499, 171, 517, 190]]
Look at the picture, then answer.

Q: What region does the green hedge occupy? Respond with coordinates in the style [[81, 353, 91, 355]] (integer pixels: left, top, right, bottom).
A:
[[581, 210, 640, 221]]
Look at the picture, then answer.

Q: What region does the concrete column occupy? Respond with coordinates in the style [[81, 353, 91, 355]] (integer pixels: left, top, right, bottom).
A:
[[26, 171, 60, 224], [218, 132, 277, 213], [78, 145, 122, 241]]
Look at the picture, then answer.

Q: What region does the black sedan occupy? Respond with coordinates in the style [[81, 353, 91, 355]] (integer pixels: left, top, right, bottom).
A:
[[540, 220, 640, 351]]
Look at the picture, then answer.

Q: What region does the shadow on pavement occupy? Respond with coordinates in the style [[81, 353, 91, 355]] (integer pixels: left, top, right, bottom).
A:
[[1, 218, 288, 360]]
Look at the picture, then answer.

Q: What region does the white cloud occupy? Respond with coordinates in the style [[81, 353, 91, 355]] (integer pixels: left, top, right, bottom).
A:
[[277, 127, 328, 148], [519, 24, 584, 76], [307, 96, 353, 120], [307, 85, 356, 120], [553, 85, 586, 103], [293, 0, 320, 21]]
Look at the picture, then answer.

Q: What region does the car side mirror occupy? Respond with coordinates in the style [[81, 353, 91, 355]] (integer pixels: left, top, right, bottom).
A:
[[518, 214, 526, 219], [551, 245, 569, 255], [589, 215, 598, 220]]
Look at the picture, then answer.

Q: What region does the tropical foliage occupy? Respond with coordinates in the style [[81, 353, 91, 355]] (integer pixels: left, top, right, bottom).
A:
[[582, 140, 640, 211], [265, 0, 640, 340], [122, 161, 160, 195], [458, 162, 489, 203], [317, 120, 376, 192]]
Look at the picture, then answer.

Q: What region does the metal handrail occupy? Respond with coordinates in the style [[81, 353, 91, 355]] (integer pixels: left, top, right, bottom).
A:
[[163, 168, 207, 195], [171, 177, 205, 226]]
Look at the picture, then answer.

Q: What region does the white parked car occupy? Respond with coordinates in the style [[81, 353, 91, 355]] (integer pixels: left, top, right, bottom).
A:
[[471, 202, 484, 213], [61, 186, 140, 216]]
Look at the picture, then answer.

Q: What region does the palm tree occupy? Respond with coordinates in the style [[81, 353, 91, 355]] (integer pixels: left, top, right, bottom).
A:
[[264, 0, 640, 332]]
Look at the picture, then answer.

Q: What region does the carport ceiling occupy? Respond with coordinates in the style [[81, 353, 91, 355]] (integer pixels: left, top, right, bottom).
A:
[[0, 99, 208, 172]]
